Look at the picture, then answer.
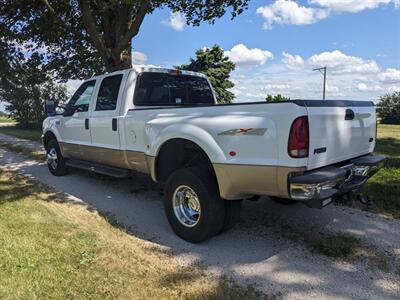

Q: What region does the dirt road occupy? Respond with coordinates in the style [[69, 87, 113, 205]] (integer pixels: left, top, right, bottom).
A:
[[0, 133, 399, 299]]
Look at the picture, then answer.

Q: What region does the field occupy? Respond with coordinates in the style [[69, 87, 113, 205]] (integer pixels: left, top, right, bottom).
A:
[[0, 170, 260, 299], [361, 124, 400, 218]]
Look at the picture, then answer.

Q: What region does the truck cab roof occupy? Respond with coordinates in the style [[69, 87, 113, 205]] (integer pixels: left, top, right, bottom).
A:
[[88, 67, 208, 81]]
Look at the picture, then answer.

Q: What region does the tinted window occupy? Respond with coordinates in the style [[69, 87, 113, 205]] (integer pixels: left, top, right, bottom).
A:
[[134, 72, 214, 106], [69, 80, 96, 112], [96, 74, 123, 111]]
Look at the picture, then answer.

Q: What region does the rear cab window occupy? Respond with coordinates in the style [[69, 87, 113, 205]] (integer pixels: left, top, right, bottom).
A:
[[134, 72, 214, 106]]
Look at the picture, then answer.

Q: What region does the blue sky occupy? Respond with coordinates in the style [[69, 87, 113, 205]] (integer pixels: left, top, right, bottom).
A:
[[1, 0, 399, 112], [132, 0, 400, 102]]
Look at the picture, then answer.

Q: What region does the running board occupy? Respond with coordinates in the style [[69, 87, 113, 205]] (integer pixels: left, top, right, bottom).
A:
[[66, 159, 131, 178]]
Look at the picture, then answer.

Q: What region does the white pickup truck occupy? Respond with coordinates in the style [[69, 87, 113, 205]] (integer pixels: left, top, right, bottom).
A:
[[43, 67, 384, 242]]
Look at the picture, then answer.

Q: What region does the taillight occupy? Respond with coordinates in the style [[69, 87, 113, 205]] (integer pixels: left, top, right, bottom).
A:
[[288, 116, 309, 158]]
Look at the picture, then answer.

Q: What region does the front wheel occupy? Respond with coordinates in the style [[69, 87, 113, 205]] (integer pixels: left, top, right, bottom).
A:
[[164, 167, 225, 243], [46, 139, 68, 176]]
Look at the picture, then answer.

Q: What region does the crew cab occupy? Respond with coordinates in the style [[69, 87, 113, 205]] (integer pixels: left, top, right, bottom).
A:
[[43, 67, 384, 242]]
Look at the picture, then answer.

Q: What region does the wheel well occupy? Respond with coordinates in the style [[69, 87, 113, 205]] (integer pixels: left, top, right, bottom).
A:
[[43, 131, 57, 149], [155, 139, 216, 184]]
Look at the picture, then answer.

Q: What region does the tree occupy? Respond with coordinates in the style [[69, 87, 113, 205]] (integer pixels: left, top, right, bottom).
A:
[[265, 94, 290, 102], [377, 91, 400, 124], [0, 53, 68, 127], [177, 45, 235, 103], [0, 0, 249, 78]]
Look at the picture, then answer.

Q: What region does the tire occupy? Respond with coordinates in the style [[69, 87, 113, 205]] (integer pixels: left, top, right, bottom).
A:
[[164, 166, 225, 243], [218, 200, 242, 234], [46, 139, 69, 176], [270, 196, 298, 205]]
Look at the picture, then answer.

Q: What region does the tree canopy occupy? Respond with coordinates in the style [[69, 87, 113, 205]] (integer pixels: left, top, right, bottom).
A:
[[0, 0, 249, 78], [177, 45, 235, 103], [377, 91, 400, 124], [0, 52, 68, 127]]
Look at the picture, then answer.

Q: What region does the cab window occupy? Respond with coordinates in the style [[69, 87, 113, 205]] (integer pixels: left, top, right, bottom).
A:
[[68, 80, 96, 113], [95, 74, 123, 111]]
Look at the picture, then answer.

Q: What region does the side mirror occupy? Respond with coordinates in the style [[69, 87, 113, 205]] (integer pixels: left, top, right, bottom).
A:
[[44, 100, 56, 116]]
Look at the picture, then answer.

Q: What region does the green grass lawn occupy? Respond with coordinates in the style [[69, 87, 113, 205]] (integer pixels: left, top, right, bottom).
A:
[[0, 116, 15, 123], [0, 125, 42, 142], [0, 170, 261, 299], [361, 124, 400, 218]]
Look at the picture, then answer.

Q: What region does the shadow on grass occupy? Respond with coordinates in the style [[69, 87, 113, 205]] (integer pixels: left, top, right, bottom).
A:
[[375, 138, 400, 158], [159, 271, 266, 300], [0, 125, 42, 142]]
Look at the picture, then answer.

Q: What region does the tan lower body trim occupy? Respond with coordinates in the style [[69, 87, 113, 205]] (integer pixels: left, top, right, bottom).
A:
[[59, 142, 150, 174], [213, 163, 305, 200]]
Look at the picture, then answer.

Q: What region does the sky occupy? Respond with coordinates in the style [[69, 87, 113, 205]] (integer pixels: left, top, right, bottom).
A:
[[1, 0, 399, 112], [132, 0, 400, 103]]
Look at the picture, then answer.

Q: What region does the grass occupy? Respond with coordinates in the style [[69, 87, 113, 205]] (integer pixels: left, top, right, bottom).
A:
[[0, 169, 262, 300], [359, 124, 400, 219], [0, 116, 15, 123], [0, 125, 42, 142]]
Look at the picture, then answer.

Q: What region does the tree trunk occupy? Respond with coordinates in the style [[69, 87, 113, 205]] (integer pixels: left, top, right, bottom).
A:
[[105, 45, 132, 72]]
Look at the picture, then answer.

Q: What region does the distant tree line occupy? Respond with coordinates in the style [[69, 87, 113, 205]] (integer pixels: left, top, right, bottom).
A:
[[265, 94, 290, 102]]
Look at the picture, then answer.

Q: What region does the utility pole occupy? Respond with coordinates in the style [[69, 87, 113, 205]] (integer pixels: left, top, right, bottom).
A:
[[313, 66, 327, 100]]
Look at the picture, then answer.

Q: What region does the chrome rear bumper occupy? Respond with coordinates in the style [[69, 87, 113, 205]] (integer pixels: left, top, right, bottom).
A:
[[289, 153, 385, 208]]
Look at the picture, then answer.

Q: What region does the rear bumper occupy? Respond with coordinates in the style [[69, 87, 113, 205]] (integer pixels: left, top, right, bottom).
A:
[[289, 153, 385, 207]]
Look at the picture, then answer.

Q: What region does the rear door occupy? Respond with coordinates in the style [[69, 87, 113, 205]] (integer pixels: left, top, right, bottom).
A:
[[306, 101, 376, 170], [89, 73, 126, 167]]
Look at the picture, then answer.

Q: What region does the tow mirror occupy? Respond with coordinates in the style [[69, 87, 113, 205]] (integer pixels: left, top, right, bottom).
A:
[[44, 100, 56, 116]]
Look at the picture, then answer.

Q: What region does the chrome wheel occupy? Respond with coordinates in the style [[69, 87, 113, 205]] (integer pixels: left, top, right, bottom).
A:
[[47, 148, 58, 170], [173, 185, 201, 228]]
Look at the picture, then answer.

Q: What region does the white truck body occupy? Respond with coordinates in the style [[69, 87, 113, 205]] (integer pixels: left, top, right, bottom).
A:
[[42, 67, 384, 242]]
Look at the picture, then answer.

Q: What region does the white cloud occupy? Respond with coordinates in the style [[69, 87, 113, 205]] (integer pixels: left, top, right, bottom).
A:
[[132, 51, 148, 65], [224, 44, 274, 66], [309, 0, 391, 13], [256, 0, 329, 29], [357, 83, 383, 92], [326, 85, 339, 92], [162, 12, 186, 31], [308, 50, 379, 74], [282, 52, 304, 70], [378, 68, 400, 83], [263, 84, 290, 90], [256, 0, 396, 29], [388, 85, 400, 93]]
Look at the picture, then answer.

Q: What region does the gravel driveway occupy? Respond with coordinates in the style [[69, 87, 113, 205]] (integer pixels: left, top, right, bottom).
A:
[[0, 132, 399, 299]]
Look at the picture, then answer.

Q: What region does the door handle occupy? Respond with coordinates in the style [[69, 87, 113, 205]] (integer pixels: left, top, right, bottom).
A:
[[112, 118, 117, 131], [85, 118, 89, 130], [345, 109, 355, 120]]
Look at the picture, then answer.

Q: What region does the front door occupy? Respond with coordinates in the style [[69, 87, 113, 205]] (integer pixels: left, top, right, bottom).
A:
[[59, 80, 96, 159], [89, 74, 125, 167]]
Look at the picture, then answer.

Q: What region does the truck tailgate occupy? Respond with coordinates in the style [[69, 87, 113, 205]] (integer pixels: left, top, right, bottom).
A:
[[305, 101, 376, 170]]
